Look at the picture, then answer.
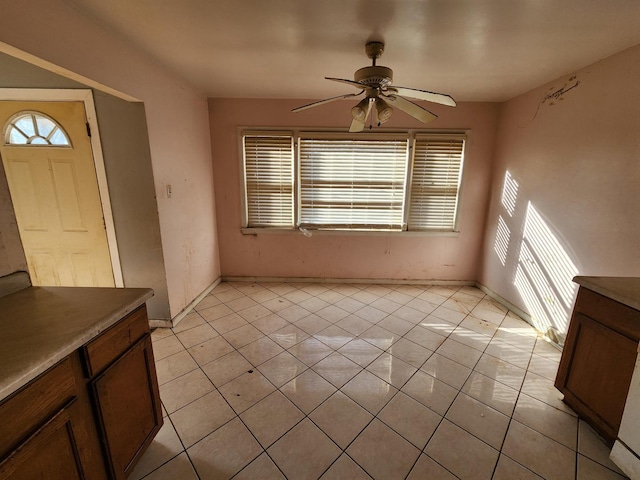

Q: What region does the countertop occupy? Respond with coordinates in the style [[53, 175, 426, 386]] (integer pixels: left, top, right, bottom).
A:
[[0, 286, 153, 402], [574, 276, 640, 311]]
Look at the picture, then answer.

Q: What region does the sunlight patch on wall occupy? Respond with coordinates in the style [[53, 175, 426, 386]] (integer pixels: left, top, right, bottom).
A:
[[501, 171, 519, 217], [514, 202, 578, 340], [494, 216, 511, 266], [494, 171, 518, 266]]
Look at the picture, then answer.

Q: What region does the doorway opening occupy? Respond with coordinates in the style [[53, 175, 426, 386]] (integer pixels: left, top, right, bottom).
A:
[[0, 89, 122, 287]]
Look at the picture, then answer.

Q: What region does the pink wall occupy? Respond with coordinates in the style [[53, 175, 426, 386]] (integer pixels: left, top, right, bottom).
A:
[[210, 98, 499, 281], [0, 1, 220, 318], [478, 44, 640, 336]]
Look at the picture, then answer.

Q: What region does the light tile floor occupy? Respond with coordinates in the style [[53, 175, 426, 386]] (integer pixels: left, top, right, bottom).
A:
[[131, 282, 628, 480]]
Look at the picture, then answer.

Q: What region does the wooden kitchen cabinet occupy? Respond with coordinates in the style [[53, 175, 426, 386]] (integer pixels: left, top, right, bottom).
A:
[[555, 282, 640, 445], [0, 303, 162, 480]]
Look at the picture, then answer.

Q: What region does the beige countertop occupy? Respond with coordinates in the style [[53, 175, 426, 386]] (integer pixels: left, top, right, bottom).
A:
[[0, 286, 153, 402], [574, 276, 640, 311]]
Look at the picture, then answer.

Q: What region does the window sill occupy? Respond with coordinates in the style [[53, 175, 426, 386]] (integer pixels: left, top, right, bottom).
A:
[[240, 228, 460, 238]]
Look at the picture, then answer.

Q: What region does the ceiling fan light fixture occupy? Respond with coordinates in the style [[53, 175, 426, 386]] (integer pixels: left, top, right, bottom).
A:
[[351, 97, 371, 121], [292, 41, 456, 129], [375, 98, 393, 123]]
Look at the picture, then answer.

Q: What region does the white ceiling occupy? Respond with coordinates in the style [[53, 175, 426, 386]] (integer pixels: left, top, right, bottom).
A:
[[69, 0, 640, 102]]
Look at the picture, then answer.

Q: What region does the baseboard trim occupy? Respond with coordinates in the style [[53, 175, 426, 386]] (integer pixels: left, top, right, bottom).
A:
[[149, 319, 172, 329], [475, 282, 562, 349], [475, 282, 533, 325], [150, 277, 221, 329], [221, 276, 475, 286], [152, 276, 558, 347]]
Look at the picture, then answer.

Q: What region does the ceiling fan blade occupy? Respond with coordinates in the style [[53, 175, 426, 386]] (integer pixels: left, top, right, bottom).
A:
[[349, 118, 366, 132], [384, 95, 438, 123], [385, 86, 456, 107], [326, 77, 367, 89], [292, 91, 363, 112], [349, 99, 373, 132]]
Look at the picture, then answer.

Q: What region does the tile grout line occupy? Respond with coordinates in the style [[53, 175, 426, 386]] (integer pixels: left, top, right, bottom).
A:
[[154, 304, 249, 478], [209, 282, 441, 478], [407, 303, 503, 479], [488, 337, 539, 480], [163, 283, 486, 479], [149, 282, 593, 480], [182, 283, 368, 478]]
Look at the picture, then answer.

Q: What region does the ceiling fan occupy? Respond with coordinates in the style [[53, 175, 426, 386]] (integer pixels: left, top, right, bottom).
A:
[[292, 41, 457, 132]]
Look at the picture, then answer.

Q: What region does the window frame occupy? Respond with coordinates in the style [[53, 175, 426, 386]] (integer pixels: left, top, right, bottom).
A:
[[406, 132, 467, 232], [3, 111, 72, 147], [242, 130, 295, 229], [239, 128, 467, 236], [297, 132, 411, 231]]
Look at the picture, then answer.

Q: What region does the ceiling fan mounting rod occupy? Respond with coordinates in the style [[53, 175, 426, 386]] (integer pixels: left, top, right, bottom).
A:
[[356, 42, 392, 86]]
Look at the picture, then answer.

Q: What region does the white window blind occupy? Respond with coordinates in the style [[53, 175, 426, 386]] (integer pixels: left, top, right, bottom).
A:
[[408, 134, 465, 231], [298, 134, 409, 230], [243, 133, 294, 227]]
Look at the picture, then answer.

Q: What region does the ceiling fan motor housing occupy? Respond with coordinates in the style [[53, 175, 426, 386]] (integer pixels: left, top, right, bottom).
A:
[[354, 66, 393, 87]]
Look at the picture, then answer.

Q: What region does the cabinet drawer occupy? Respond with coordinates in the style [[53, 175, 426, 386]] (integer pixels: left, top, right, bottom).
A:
[[573, 288, 640, 340], [83, 306, 149, 376], [0, 357, 76, 455]]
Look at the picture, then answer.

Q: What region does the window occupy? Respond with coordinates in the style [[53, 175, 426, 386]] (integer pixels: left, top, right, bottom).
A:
[[243, 133, 294, 227], [4, 112, 71, 146], [242, 130, 465, 232], [299, 134, 409, 230], [408, 134, 465, 230]]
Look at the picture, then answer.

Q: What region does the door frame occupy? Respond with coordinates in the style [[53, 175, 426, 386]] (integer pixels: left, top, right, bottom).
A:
[[0, 88, 124, 287]]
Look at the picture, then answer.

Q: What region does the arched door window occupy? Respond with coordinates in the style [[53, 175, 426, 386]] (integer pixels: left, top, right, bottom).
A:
[[3, 111, 71, 146]]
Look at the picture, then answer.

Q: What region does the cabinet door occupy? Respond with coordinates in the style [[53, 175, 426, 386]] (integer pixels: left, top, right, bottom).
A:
[[558, 312, 637, 443], [0, 401, 85, 480], [91, 335, 162, 480]]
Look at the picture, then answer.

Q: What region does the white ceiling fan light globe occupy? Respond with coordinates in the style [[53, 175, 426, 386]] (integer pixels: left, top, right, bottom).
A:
[[351, 98, 370, 121], [375, 98, 393, 123]]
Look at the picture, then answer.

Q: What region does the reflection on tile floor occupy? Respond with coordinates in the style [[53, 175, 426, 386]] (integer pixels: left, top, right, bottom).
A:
[[133, 282, 628, 480]]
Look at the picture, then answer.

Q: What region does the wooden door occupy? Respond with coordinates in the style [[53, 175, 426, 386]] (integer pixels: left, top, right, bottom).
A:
[[0, 101, 114, 287]]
